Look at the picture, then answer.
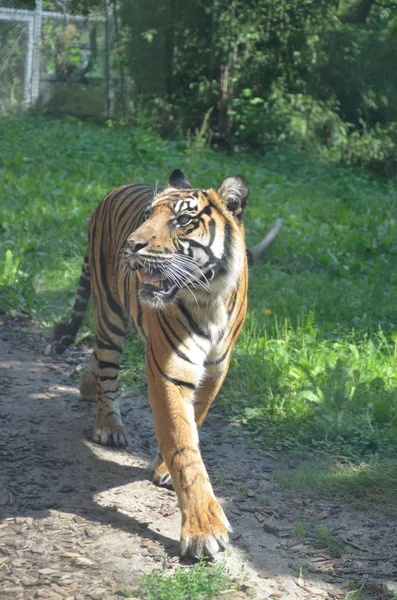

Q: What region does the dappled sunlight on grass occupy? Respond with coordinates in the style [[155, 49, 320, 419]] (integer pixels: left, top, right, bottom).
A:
[[222, 314, 397, 457]]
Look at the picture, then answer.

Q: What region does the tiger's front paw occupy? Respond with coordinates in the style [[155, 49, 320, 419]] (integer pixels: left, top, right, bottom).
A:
[[180, 497, 232, 559], [93, 417, 129, 447]]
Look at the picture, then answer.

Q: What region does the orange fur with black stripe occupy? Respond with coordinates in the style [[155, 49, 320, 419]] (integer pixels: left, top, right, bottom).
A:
[[51, 169, 249, 558]]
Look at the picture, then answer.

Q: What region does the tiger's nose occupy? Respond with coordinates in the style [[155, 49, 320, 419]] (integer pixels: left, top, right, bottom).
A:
[[127, 238, 148, 253]]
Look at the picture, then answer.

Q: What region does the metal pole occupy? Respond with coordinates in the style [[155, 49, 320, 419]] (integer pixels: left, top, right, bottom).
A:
[[24, 18, 34, 107], [31, 0, 42, 105], [105, 1, 110, 118]]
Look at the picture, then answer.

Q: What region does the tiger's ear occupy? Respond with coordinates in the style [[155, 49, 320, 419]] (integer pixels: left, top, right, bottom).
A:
[[217, 175, 249, 218], [168, 169, 192, 189]]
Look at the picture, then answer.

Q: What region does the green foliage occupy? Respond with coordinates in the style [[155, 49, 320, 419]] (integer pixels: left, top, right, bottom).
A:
[[138, 560, 230, 600], [340, 122, 397, 176], [0, 22, 28, 113], [6, 1, 397, 171], [292, 518, 313, 539], [222, 318, 397, 457], [88, 0, 397, 173], [116, 590, 136, 598], [1, 250, 22, 288], [342, 582, 397, 600], [0, 250, 33, 316], [318, 10, 397, 127], [120, 335, 146, 396], [0, 116, 171, 320], [314, 525, 346, 558]]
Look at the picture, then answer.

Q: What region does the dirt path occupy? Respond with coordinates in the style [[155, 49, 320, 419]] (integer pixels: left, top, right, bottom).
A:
[[1, 319, 396, 600]]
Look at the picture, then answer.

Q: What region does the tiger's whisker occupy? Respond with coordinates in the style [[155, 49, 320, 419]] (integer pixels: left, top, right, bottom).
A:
[[166, 262, 212, 293]]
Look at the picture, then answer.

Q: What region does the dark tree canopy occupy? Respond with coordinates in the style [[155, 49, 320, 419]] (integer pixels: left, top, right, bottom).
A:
[[42, 0, 397, 172]]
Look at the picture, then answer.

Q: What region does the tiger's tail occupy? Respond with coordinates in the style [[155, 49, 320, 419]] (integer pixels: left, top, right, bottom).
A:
[[48, 254, 91, 355], [247, 218, 283, 266]]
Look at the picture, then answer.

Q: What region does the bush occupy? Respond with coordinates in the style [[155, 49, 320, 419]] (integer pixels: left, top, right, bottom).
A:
[[341, 122, 397, 177], [232, 83, 350, 153]]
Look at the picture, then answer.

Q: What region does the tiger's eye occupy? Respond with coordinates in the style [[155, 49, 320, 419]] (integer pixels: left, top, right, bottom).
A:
[[176, 214, 192, 226]]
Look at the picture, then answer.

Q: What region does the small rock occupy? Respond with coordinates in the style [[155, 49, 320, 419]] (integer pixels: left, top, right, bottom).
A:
[[75, 557, 95, 566], [73, 516, 85, 524], [38, 568, 58, 575], [45, 593, 63, 600], [50, 583, 70, 597], [262, 522, 281, 536], [21, 575, 38, 586], [84, 527, 98, 539], [88, 588, 107, 599], [68, 582, 79, 591], [122, 550, 134, 559]]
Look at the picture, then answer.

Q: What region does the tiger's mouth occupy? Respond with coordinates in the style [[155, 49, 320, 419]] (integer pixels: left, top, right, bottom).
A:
[[136, 268, 175, 295], [136, 269, 167, 288], [135, 265, 215, 300]]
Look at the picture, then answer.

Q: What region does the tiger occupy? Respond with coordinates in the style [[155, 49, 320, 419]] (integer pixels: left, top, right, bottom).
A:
[[50, 169, 250, 559]]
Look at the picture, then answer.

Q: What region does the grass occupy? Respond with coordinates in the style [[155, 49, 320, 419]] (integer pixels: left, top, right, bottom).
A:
[[117, 559, 231, 599], [342, 582, 397, 600], [1, 115, 397, 467], [292, 519, 312, 539], [291, 519, 345, 557], [223, 315, 397, 458], [278, 458, 397, 502], [314, 525, 345, 558]]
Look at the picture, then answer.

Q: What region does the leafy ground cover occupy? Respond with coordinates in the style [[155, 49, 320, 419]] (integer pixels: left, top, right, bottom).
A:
[[119, 560, 231, 599], [1, 116, 397, 465]]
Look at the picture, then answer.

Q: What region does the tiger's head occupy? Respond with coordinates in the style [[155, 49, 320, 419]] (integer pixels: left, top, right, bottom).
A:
[[126, 169, 249, 308]]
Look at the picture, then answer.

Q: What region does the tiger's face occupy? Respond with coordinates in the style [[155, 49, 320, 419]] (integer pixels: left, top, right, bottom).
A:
[[125, 174, 249, 308]]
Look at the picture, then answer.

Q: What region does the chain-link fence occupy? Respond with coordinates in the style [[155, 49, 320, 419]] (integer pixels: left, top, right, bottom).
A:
[[0, 0, 113, 119], [0, 4, 32, 113]]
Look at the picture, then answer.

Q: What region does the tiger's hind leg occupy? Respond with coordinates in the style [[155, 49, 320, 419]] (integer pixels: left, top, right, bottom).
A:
[[93, 336, 130, 447], [90, 296, 132, 446]]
